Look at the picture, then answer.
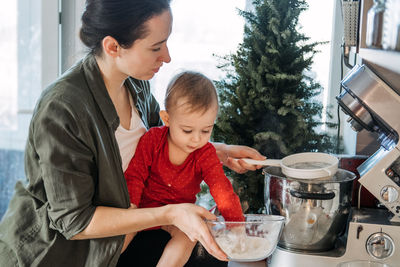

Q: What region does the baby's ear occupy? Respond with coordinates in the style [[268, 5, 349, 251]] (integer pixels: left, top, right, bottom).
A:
[[159, 110, 170, 126]]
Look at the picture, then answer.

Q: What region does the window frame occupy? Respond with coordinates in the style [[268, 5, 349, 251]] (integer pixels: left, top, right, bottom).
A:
[[41, 0, 60, 89]]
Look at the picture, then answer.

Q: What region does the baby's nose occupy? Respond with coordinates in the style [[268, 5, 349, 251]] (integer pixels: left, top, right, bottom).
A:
[[191, 133, 201, 142]]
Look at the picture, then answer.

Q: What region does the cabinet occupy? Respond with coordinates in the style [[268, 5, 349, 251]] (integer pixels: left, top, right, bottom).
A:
[[357, 0, 400, 91]]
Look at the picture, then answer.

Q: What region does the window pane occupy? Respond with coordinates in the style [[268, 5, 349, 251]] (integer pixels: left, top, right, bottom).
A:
[[299, 0, 335, 126], [0, 0, 42, 218], [151, 0, 246, 109], [152, 0, 334, 115], [0, 2, 18, 130]]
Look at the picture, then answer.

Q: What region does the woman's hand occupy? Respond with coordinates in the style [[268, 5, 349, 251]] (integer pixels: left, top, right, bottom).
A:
[[214, 143, 265, 173], [166, 203, 228, 262], [161, 225, 182, 238]]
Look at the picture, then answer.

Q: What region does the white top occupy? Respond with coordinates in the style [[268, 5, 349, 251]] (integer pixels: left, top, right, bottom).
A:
[[115, 98, 147, 172]]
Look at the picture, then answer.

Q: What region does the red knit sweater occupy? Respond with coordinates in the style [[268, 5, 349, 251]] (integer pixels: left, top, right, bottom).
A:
[[124, 126, 244, 221]]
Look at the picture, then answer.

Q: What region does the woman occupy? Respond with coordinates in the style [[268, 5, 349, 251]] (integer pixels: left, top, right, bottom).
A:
[[0, 1, 264, 266]]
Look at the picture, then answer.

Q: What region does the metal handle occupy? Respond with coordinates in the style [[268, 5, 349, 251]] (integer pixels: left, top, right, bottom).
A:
[[289, 190, 336, 200]]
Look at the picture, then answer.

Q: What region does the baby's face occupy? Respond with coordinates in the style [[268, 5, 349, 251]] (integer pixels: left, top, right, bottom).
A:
[[167, 102, 218, 155]]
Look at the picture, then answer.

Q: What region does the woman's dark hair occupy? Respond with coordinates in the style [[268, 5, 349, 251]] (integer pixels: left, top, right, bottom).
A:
[[80, 0, 171, 56], [165, 71, 219, 114]]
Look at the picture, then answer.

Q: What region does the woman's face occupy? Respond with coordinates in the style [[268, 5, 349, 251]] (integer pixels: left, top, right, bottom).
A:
[[117, 9, 172, 80]]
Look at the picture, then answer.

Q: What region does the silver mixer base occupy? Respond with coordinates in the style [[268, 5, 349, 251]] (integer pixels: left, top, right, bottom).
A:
[[268, 208, 400, 267]]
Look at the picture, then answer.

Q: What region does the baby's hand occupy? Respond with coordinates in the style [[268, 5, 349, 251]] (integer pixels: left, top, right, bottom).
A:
[[230, 224, 246, 236]]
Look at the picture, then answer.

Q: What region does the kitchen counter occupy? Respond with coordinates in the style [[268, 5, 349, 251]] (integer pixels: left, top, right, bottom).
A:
[[229, 260, 267, 267]]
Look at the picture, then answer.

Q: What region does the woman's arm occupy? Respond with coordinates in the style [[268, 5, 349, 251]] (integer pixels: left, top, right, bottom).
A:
[[72, 203, 228, 261], [33, 98, 226, 259], [212, 142, 265, 173]]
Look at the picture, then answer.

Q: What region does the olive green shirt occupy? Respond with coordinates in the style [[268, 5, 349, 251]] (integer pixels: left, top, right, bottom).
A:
[[0, 54, 162, 266]]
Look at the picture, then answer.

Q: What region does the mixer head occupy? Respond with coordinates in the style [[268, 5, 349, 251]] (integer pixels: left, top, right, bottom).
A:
[[336, 64, 400, 220], [336, 64, 399, 150]]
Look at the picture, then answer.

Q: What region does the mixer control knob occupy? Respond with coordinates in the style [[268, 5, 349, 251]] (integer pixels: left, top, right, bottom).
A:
[[380, 186, 399, 203], [366, 232, 394, 260]]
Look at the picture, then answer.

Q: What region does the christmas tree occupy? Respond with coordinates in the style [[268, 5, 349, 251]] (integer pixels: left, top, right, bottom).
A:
[[213, 0, 338, 212]]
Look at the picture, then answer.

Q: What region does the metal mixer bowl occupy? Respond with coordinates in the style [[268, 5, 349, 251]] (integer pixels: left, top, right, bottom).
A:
[[264, 166, 356, 252]]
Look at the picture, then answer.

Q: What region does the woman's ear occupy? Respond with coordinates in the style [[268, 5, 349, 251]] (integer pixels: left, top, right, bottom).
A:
[[159, 110, 170, 126], [102, 36, 120, 58]]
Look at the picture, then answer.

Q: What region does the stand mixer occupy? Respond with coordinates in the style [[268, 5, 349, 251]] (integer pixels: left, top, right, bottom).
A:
[[268, 64, 400, 267]]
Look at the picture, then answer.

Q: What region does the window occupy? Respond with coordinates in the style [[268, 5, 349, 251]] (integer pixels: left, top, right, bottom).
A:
[[155, 0, 335, 209], [152, 0, 247, 109], [299, 0, 335, 124], [153, 0, 335, 117], [0, 0, 338, 217], [0, 0, 59, 218]]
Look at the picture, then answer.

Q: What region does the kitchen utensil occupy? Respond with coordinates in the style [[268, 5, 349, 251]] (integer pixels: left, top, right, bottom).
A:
[[206, 214, 285, 262], [243, 152, 339, 179], [264, 166, 356, 252], [342, 0, 359, 47]]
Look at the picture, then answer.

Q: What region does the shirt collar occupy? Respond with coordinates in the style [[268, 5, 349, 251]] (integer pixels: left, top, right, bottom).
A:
[[82, 54, 120, 131]]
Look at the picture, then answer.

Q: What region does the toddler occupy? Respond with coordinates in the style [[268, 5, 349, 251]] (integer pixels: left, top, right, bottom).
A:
[[125, 71, 244, 267]]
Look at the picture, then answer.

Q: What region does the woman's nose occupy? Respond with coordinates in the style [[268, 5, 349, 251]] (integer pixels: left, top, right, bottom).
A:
[[162, 45, 171, 63]]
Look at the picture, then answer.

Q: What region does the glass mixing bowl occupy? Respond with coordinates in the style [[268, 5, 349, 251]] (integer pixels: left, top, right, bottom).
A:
[[206, 214, 285, 262]]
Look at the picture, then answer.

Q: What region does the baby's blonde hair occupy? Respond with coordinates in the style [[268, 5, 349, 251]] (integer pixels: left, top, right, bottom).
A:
[[164, 71, 218, 114]]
